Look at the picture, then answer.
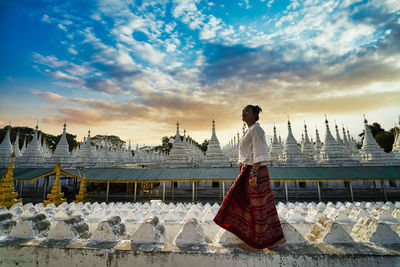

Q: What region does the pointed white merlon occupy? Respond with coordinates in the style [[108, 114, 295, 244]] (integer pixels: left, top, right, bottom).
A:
[[175, 205, 185, 215], [348, 207, 369, 222], [183, 210, 198, 222], [321, 222, 354, 243], [48, 215, 91, 240], [305, 209, 324, 223], [213, 228, 243, 245], [91, 215, 127, 241], [174, 218, 210, 246], [163, 210, 181, 224], [131, 216, 165, 244], [52, 209, 71, 221], [10, 213, 50, 238], [286, 206, 307, 222], [333, 206, 351, 223], [281, 221, 309, 243], [306, 217, 339, 243], [369, 223, 400, 244], [86, 210, 103, 223], [211, 204, 220, 215], [201, 209, 215, 224], [0, 212, 17, 235], [378, 205, 397, 223], [350, 217, 378, 243]]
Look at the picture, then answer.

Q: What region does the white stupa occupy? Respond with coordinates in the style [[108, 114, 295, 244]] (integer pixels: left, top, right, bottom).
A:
[[20, 136, 27, 155], [51, 123, 72, 166], [269, 125, 283, 162], [314, 128, 323, 157], [359, 116, 398, 166], [41, 136, 52, 158], [202, 119, 229, 167], [392, 117, 400, 158], [280, 120, 312, 166], [301, 124, 315, 160], [165, 121, 190, 167], [132, 144, 140, 163], [182, 130, 194, 162], [0, 126, 13, 167], [13, 132, 23, 157], [74, 130, 96, 167], [123, 141, 134, 164], [15, 124, 46, 167], [318, 118, 358, 166]]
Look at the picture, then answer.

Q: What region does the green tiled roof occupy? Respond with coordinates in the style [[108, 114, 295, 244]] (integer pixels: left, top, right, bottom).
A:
[[9, 166, 400, 183]]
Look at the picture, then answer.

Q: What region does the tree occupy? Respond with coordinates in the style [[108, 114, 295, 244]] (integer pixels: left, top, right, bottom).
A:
[[359, 122, 384, 139], [358, 123, 396, 152], [375, 131, 394, 152], [153, 136, 174, 154], [91, 135, 125, 148], [200, 139, 209, 153]]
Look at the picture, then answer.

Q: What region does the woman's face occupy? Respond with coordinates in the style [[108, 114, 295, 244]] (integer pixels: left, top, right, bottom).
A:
[[242, 106, 255, 123]]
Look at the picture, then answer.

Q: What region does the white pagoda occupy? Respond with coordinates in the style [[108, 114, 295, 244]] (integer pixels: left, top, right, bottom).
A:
[[51, 123, 73, 166], [318, 118, 358, 166], [359, 116, 398, 166], [0, 126, 13, 167], [165, 121, 190, 167], [269, 125, 283, 162], [301, 124, 315, 160], [13, 132, 23, 158], [279, 121, 312, 166], [15, 124, 46, 167], [202, 119, 229, 167], [74, 130, 96, 167]]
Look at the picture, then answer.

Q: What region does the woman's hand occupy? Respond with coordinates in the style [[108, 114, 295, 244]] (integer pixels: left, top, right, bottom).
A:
[[249, 164, 260, 189], [249, 175, 257, 189]]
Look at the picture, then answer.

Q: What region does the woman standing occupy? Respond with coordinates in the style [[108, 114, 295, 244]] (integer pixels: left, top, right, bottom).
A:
[[213, 105, 286, 249]]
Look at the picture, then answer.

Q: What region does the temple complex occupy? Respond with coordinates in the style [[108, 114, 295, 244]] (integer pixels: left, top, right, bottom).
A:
[[0, 115, 399, 168]]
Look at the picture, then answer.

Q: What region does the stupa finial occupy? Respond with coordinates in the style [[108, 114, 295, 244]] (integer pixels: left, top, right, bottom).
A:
[[363, 114, 368, 124]]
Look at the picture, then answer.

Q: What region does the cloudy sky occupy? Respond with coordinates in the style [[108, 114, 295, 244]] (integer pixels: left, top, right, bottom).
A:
[[0, 0, 399, 146]]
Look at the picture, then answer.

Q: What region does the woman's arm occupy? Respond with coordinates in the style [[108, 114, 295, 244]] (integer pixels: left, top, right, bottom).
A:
[[249, 126, 268, 189]]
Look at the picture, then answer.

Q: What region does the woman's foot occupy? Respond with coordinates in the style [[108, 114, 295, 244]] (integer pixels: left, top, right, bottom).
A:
[[239, 243, 277, 253], [239, 242, 262, 251], [266, 237, 286, 249]]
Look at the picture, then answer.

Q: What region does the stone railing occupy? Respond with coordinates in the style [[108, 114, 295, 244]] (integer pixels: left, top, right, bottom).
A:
[[0, 201, 399, 266]]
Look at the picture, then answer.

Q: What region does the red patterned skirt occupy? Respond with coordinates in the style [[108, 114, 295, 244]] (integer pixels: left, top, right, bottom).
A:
[[213, 164, 285, 249]]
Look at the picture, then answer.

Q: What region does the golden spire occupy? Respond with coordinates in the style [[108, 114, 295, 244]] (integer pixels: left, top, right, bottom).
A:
[[43, 163, 66, 207], [74, 169, 89, 203], [0, 153, 22, 208]]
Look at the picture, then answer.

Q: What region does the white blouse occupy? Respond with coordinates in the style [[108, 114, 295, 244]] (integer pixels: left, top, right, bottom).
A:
[[238, 122, 269, 166]]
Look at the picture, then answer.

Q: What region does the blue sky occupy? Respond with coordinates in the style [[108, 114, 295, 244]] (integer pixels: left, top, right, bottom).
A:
[[0, 0, 399, 145]]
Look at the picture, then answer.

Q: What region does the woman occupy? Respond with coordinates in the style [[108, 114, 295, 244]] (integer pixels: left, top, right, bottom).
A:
[[213, 105, 286, 249]]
